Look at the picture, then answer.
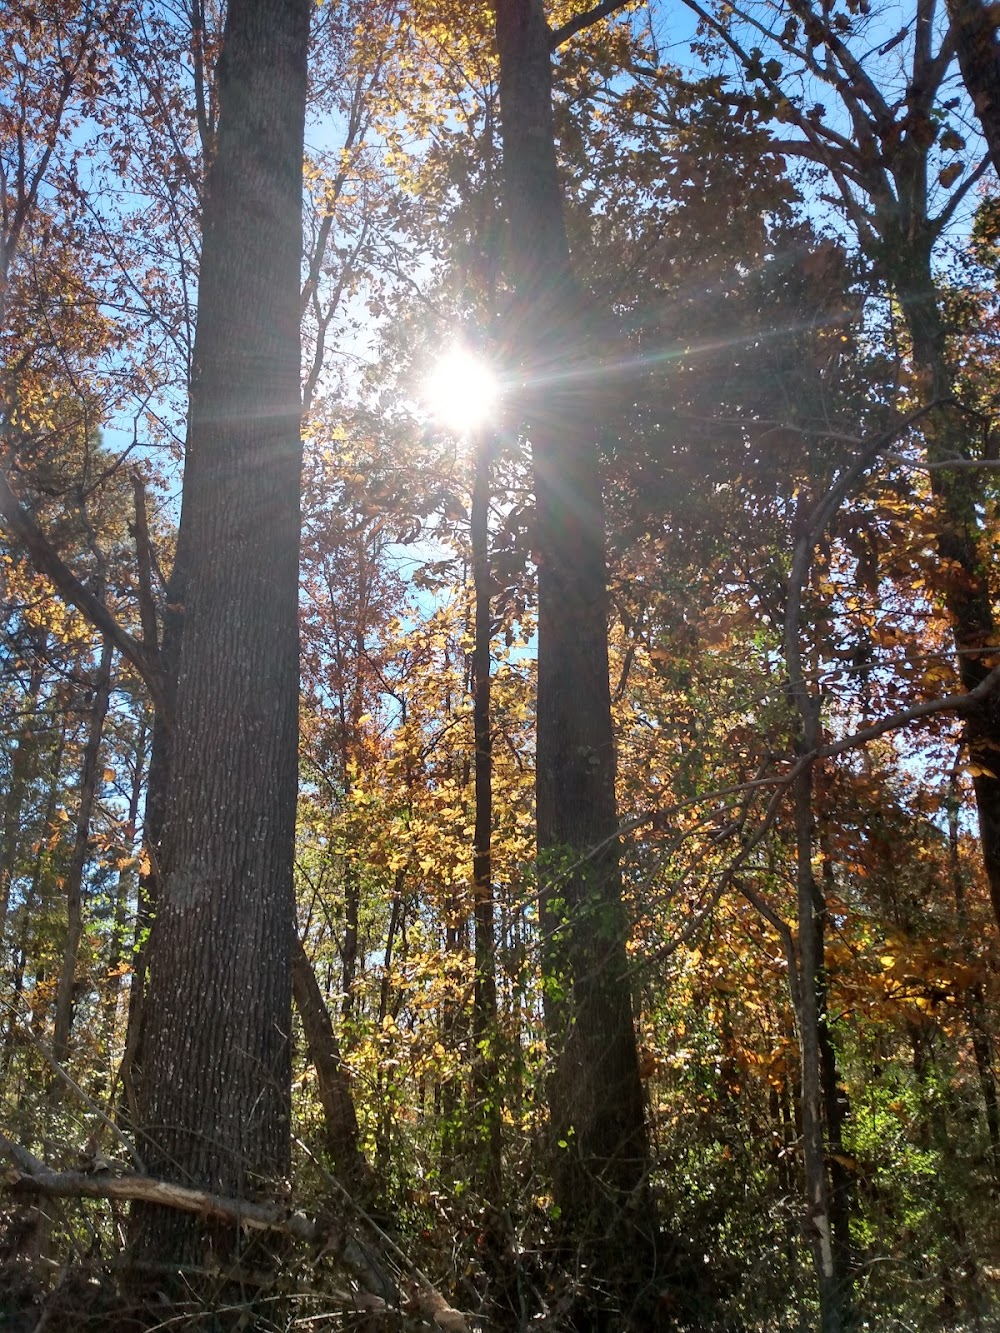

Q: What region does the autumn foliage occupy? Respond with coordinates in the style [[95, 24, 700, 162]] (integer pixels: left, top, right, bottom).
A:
[[3, 1, 1000, 1330]]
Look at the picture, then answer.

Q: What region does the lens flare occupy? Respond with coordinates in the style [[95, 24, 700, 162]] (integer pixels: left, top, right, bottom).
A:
[[422, 346, 499, 434]]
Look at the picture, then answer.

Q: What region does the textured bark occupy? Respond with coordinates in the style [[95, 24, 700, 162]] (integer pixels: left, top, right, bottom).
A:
[[52, 638, 114, 1064], [493, 0, 653, 1303], [947, 0, 1000, 177], [130, 0, 310, 1267]]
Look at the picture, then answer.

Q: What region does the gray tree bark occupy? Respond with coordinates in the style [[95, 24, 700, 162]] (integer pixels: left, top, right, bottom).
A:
[[129, 0, 311, 1269]]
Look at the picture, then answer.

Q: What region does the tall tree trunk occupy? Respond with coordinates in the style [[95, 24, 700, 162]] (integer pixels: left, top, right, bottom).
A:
[[793, 759, 842, 1333], [890, 242, 1000, 930], [471, 427, 502, 1198], [949, 780, 1000, 1176], [119, 551, 186, 1124], [817, 869, 856, 1310], [946, 0, 1000, 177], [786, 511, 850, 1333], [493, 0, 653, 1311], [2, 722, 66, 1076], [52, 638, 114, 1064], [130, 0, 310, 1269]]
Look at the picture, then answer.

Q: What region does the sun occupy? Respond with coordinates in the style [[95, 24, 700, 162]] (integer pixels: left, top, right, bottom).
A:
[[422, 345, 499, 435]]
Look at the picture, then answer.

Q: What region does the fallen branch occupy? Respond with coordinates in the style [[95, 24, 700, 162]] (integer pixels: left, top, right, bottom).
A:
[[0, 1131, 409, 1317], [0, 1130, 318, 1242]]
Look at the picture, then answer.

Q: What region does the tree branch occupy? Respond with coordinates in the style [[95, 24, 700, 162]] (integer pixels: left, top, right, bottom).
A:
[[1, 1129, 469, 1331], [550, 0, 633, 49], [0, 467, 167, 717]]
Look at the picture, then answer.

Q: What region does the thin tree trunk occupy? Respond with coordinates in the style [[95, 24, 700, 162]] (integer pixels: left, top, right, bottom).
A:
[[949, 780, 1000, 1176], [375, 873, 404, 1177], [292, 934, 373, 1197], [341, 860, 360, 1020], [2, 723, 66, 1075], [52, 638, 114, 1064], [493, 0, 654, 1311], [471, 427, 502, 1198], [0, 653, 45, 938], [818, 847, 856, 1305], [786, 510, 848, 1333], [130, 0, 310, 1270], [119, 556, 185, 1124], [101, 716, 148, 1059], [793, 759, 842, 1333]]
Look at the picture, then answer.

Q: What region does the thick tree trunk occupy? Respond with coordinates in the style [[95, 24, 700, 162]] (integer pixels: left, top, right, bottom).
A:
[[946, 0, 1000, 177], [52, 638, 114, 1064], [493, 0, 653, 1311], [130, 0, 310, 1269]]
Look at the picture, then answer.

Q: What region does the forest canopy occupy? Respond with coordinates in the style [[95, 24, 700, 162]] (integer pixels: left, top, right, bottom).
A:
[[3, 0, 1000, 1330]]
